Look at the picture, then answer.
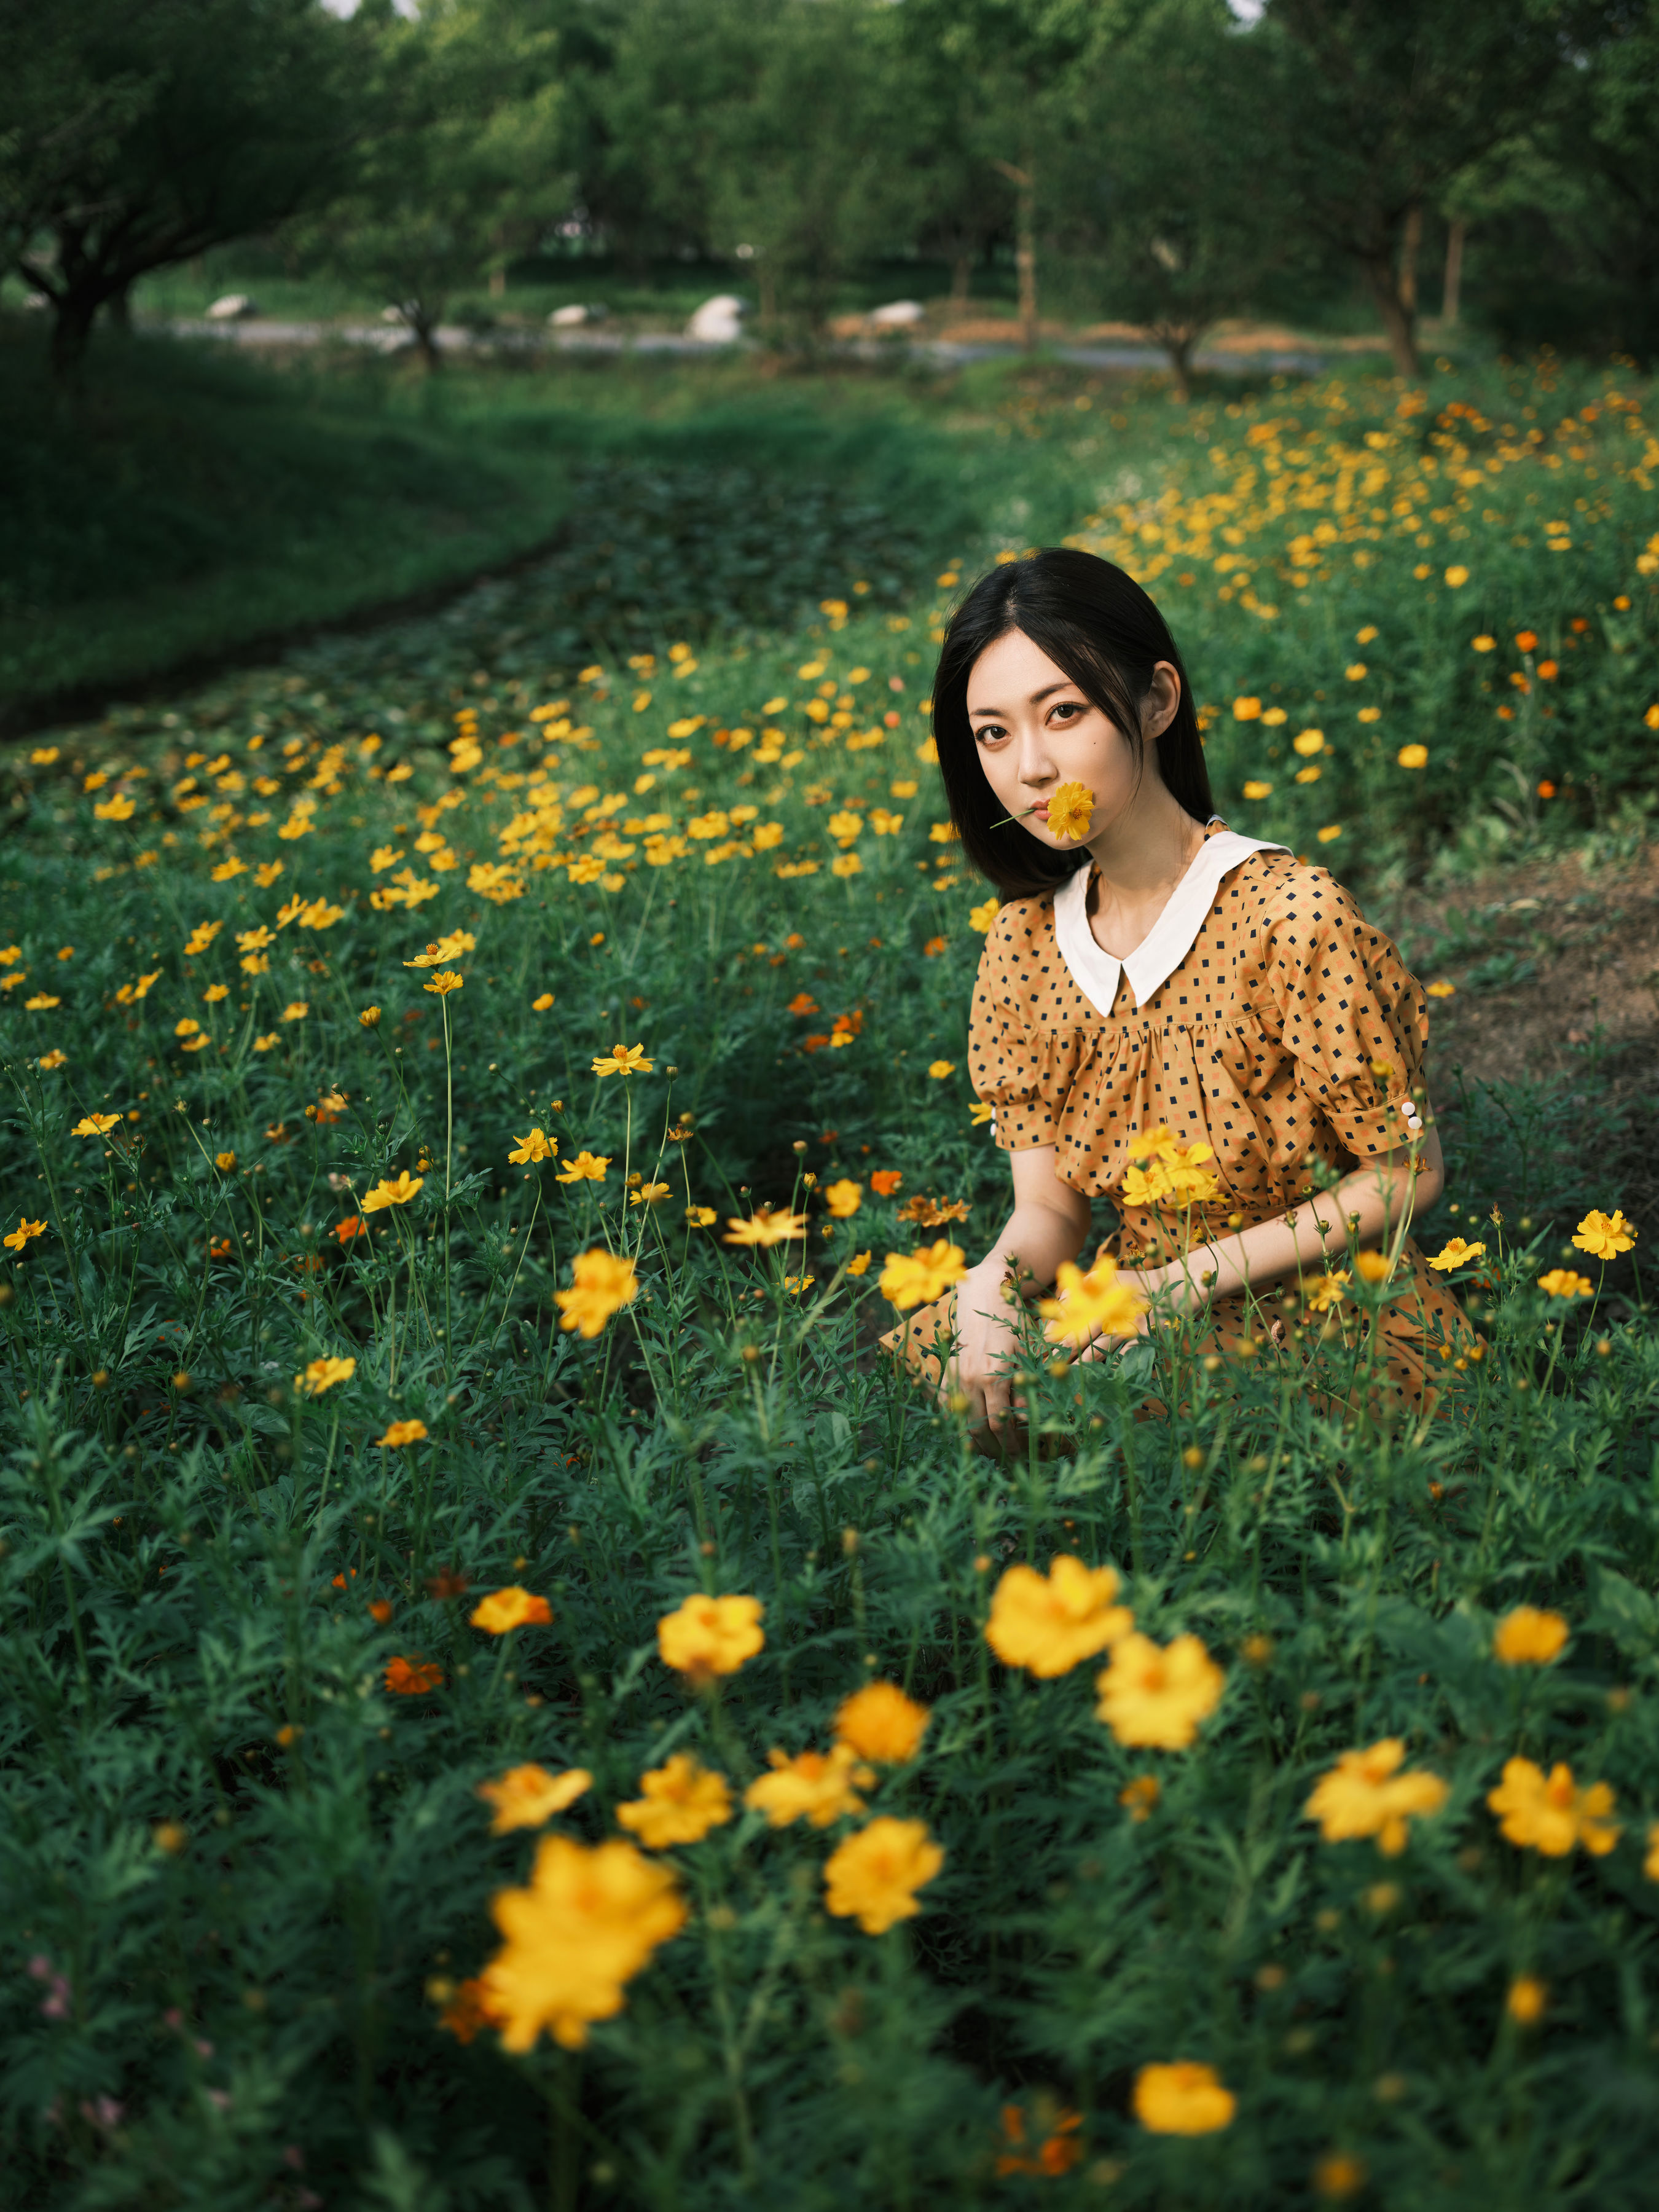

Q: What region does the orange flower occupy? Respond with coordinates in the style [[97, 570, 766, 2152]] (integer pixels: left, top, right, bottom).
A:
[[437, 1977, 502, 2044], [869, 1170, 903, 1197], [470, 1585, 554, 1634], [334, 1215, 366, 1244], [477, 1765, 593, 1836], [385, 1655, 442, 1695], [834, 1681, 931, 1764], [657, 1592, 764, 1680]]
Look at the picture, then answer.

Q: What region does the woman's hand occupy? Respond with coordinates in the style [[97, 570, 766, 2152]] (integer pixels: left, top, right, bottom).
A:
[[947, 1260, 1028, 1434]]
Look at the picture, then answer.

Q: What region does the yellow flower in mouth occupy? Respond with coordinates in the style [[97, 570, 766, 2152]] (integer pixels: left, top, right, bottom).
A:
[[1488, 1756, 1618, 1857], [724, 1208, 807, 1248], [73, 1113, 122, 1137], [1095, 1632, 1225, 1749], [986, 1557, 1134, 1677], [823, 1816, 943, 1933], [556, 1151, 611, 1184], [1492, 1606, 1569, 1665], [361, 1172, 424, 1213], [469, 1585, 554, 1633], [1039, 1255, 1145, 1347], [616, 1755, 734, 1848], [1573, 1209, 1637, 1260], [481, 1835, 685, 2052], [508, 1128, 557, 1164], [1042, 781, 1094, 840], [834, 1681, 931, 1764], [657, 1593, 764, 1680], [1132, 2061, 1236, 2136], [879, 1240, 966, 1309], [294, 1355, 356, 1397], [476, 1764, 591, 1836], [591, 1041, 654, 1077], [1428, 1236, 1486, 1271], [554, 1249, 638, 1337], [1304, 1738, 1449, 1854]]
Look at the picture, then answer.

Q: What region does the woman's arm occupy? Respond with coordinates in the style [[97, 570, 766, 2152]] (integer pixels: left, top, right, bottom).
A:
[[953, 1147, 1093, 1433], [1121, 1125, 1445, 1330]]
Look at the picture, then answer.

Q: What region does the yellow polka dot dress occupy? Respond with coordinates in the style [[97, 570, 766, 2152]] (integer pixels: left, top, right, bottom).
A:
[[888, 822, 1465, 1414]]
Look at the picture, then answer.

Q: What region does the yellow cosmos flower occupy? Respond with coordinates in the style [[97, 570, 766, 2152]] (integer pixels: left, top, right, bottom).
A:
[[1537, 1268, 1594, 1299], [592, 1042, 654, 1077], [294, 1355, 356, 1397], [684, 1205, 716, 1226], [834, 1681, 931, 1765], [616, 1755, 734, 1848], [376, 1418, 428, 1447], [1043, 780, 1094, 839], [1397, 744, 1429, 769], [1428, 1236, 1486, 1271], [361, 1172, 424, 1213], [1492, 1606, 1569, 1665], [1425, 978, 1456, 998], [73, 1113, 122, 1137], [1120, 1776, 1161, 1823], [846, 1250, 872, 1275], [1508, 1977, 1548, 2025], [424, 971, 463, 996], [359, 1006, 381, 1027], [476, 1765, 592, 1837], [1444, 565, 1470, 587], [969, 898, 1000, 932], [823, 1816, 943, 1934], [1303, 1739, 1449, 1855], [556, 1151, 611, 1183], [481, 1835, 685, 2052], [629, 1182, 671, 1207], [555, 1249, 638, 1337], [1242, 780, 1273, 800], [531, 992, 555, 1011], [508, 1128, 557, 1165], [1489, 1757, 1620, 1857], [37, 1050, 67, 1070], [986, 1557, 1133, 1677], [1233, 697, 1262, 721], [657, 1593, 764, 1681], [25, 994, 61, 1011], [1132, 2062, 1235, 2136], [1038, 1255, 1145, 1347], [1304, 1270, 1351, 1312], [745, 1743, 872, 1828], [879, 1239, 965, 1309], [1316, 824, 1343, 844], [1095, 1632, 1225, 1749], [3, 1217, 47, 1252], [280, 1001, 309, 1023], [469, 1586, 554, 1633], [822, 1179, 863, 1218], [1573, 1209, 1637, 1260], [1472, 634, 1496, 652], [724, 1207, 807, 1247]]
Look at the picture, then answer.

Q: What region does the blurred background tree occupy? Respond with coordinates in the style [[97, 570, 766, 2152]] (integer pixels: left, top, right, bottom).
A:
[[296, 0, 567, 367], [1048, 0, 1296, 397], [0, 0, 358, 379]]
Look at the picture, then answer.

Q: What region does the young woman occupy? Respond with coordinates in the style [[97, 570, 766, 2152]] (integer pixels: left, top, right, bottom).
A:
[[887, 547, 1465, 1440]]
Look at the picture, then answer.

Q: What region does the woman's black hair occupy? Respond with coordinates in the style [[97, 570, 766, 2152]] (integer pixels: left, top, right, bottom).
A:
[[932, 547, 1214, 901]]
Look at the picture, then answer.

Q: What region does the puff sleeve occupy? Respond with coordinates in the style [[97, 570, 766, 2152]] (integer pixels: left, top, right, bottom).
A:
[[1261, 873, 1429, 1163], [967, 905, 1061, 1151]]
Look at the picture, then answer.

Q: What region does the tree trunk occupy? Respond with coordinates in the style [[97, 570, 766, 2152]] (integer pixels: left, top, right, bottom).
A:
[[50, 288, 102, 382], [1398, 199, 1422, 315], [1364, 256, 1420, 378], [950, 251, 972, 313], [1441, 216, 1465, 326], [409, 307, 443, 372], [993, 155, 1038, 352], [1163, 330, 1196, 402]]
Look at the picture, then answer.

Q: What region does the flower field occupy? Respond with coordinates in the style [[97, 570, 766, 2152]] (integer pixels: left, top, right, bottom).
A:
[[4, 353, 1659, 2210]]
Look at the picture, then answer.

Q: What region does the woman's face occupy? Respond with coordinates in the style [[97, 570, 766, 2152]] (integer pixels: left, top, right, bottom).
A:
[[965, 626, 1179, 852]]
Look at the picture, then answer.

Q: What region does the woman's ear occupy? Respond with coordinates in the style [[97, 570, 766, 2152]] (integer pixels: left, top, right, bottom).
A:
[[1142, 661, 1182, 740]]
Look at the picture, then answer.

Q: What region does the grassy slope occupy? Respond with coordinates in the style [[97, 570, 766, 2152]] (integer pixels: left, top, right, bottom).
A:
[[0, 328, 1149, 724]]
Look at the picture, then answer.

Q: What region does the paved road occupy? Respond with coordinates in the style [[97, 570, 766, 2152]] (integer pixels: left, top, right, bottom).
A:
[[162, 316, 1326, 377]]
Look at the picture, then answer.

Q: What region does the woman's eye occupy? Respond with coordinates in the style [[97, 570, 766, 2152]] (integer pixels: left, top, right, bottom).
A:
[[1051, 701, 1083, 721], [974, 724, 1006, 744]]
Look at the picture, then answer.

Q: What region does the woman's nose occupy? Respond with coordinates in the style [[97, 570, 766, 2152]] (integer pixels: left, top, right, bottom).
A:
[[1016, 727, 1054, 785]]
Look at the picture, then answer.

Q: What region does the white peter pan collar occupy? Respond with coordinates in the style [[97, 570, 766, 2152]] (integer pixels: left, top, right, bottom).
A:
[[1051, 828, 1290, 1018]]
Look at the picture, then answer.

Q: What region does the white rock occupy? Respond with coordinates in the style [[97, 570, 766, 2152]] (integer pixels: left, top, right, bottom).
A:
[[206, 293, 257, 321], [868, 299, 925, 327], [549, 303, 592, 326], [686, 293, 746, 343]]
